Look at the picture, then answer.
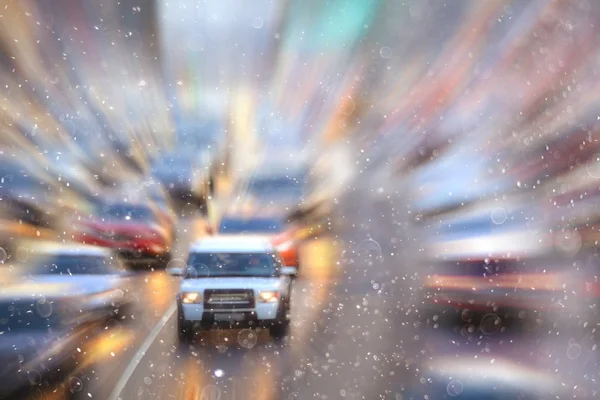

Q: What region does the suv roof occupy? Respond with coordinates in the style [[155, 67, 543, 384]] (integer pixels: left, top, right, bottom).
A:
[[190, 236, 273, 253]]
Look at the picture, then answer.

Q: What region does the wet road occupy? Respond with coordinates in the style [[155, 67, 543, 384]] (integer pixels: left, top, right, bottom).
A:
[[35, 172, 418, 400]]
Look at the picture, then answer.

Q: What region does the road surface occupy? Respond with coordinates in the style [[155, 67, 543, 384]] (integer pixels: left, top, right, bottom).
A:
[[8, 172, 418, 400]]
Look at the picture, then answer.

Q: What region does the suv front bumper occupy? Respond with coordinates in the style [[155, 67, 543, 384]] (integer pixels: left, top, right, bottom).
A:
[[181, 302, 280, 321]]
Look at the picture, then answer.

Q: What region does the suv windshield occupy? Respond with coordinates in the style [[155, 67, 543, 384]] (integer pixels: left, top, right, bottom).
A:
[[186, 252, 279, 278], [218, 217, 283, 234], [32, 255, 115, 275]]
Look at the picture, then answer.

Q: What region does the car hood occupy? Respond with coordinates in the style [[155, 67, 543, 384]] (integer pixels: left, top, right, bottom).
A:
[[181, 277, 282, 292]]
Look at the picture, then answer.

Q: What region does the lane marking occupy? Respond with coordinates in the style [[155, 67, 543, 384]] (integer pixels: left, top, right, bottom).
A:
[[106, 302, 177, 400]]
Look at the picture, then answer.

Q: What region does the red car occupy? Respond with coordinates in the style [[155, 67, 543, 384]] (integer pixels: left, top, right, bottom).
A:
[[271, 229, 300, 268], [73, 203, 173, 266]]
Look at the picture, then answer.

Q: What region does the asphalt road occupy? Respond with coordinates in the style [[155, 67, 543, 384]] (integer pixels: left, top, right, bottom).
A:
[[68, 229, 349, 400]]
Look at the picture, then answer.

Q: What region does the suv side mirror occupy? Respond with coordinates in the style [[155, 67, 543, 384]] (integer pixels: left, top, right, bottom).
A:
[[280, 266, 297, 276]]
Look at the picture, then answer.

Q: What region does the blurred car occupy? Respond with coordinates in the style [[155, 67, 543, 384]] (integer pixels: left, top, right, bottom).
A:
[[151, 150, 213, 208], [237, 158, 308, 214], [0, 244, 135, 396], [218, 214, 299, 267], [73, 202, 173, 266], [220, 159, 309, 267], [170, 236, 296, 341], [401, 352, 565, 399], [418, 200, 571, 327], [21, 244, 135, 320], [0, 289, 97, 397]]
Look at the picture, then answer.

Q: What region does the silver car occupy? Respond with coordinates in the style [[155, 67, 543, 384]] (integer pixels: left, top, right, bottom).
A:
[[20, 244, 135, 321]]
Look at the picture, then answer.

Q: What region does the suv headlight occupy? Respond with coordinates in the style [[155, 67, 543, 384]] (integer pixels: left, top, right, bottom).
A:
[[257, 291, 279, 303], [181, 292, 203, 304]]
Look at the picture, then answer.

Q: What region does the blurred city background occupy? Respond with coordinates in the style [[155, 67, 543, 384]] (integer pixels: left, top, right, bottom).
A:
[[0, 0, 599, 398]]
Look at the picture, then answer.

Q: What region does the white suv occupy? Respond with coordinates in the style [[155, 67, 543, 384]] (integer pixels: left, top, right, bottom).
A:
[[171, 236, 296, 341]]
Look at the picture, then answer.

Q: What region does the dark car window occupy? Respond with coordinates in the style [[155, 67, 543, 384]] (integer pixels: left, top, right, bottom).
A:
[[218, 217, 283, 234], [186, 252, 278, 278], [247, 176, 305, 200], [249, 176, 303, 191], [32, 255, 115, 275], [101, 204, 156, 222], [437, 209, 535, 239]]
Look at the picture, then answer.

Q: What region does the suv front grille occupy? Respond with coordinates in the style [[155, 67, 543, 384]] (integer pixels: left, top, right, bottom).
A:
[[204, 289, 254, 309]]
